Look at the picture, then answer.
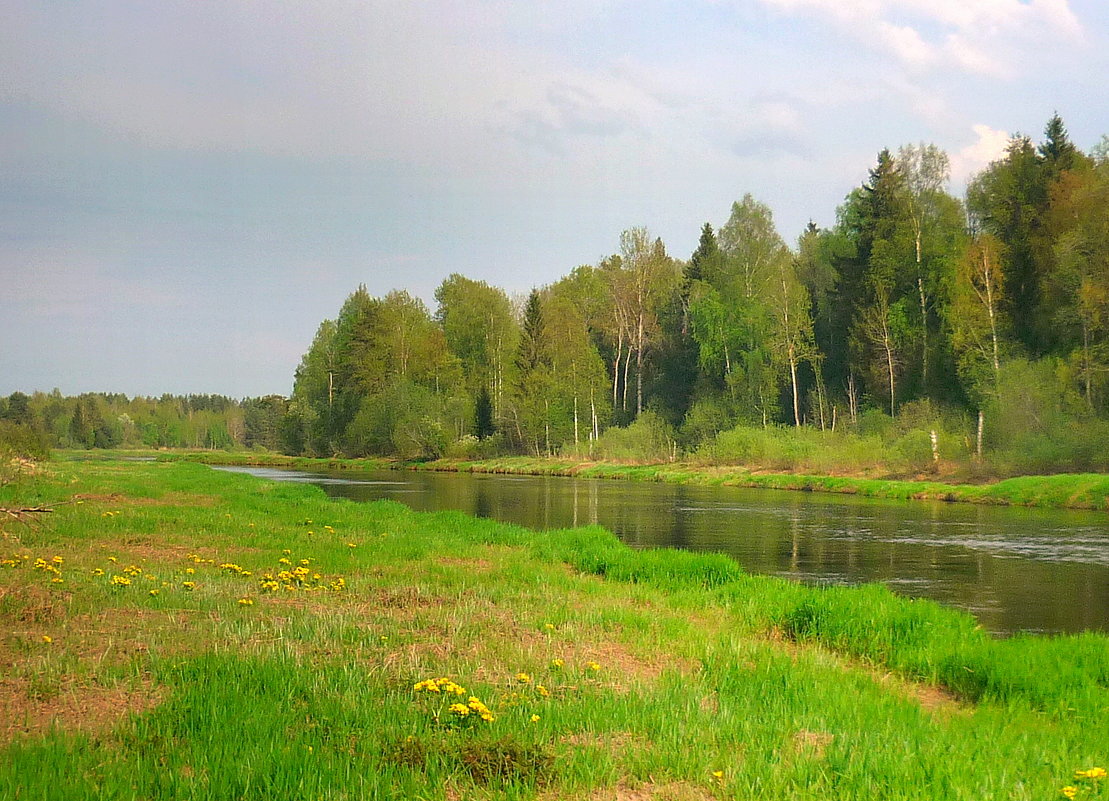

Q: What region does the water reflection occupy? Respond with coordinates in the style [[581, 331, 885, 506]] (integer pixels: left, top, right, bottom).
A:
[[214, 466, 1109, 635]]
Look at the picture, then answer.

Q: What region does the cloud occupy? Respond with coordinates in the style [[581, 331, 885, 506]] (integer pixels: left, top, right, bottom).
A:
[[951, 123, 1012, 183], [754, 0, 1084, 77]]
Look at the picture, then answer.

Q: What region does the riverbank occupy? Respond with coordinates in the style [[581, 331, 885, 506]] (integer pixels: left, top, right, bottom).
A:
[[1, 459, 1106, 799], [146, 449, 1109, 512]]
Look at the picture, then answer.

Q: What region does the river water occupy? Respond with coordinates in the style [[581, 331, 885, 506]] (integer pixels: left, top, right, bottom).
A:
[[216, 466, 1109, 636]]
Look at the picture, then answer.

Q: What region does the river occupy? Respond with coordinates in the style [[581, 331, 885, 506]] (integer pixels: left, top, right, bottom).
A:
[[215, 465, 1109, 636]]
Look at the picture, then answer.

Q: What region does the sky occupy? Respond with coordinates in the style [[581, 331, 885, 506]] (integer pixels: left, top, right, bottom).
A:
[[2, 0, 1107, 399]]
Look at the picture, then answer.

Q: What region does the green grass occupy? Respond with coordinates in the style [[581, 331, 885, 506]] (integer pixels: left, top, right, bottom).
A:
[[2, 459, 1107, 799], [69, 449, 1109, 511]]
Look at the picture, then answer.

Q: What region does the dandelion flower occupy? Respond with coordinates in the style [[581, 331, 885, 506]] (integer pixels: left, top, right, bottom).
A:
[[238, 598, 254, 606], [1061, 787, 1078, 799], [530, 714, 540, 723], [42, 635, 52, 643], [182, 581, 196, 590], [551, 659, 564, 669], [587, 662, 600, 672], [149, 589, 159, 596], [516, 673, 532, 684]]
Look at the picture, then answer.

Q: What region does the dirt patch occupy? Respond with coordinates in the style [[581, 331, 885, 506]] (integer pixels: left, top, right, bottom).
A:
[[788, 729, 834, 759], [544, 780, 715, 801], [74, 492, 218, 508], [435, 557, 494, 572], [0, 676, 165, 744], [0, 584, 67, 624]]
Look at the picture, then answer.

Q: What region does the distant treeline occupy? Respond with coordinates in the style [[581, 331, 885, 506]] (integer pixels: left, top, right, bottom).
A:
[[0, 391, 288, 456], [279, 116, 1109, 475]]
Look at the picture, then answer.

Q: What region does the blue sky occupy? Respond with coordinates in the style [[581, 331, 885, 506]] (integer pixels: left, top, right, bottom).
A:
[[2, 0, 1106, 398]]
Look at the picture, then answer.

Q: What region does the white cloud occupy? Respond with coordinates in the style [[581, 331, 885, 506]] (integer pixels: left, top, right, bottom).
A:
[[951, 123, 1012, 183], [755, 0, 1084, 76]]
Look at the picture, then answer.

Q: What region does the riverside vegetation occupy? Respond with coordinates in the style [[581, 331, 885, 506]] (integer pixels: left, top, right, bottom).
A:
[[1, 458, 1107, 799]]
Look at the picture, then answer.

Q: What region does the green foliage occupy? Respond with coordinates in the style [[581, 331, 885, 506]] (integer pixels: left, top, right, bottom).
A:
[[593, 411, 676, 462]]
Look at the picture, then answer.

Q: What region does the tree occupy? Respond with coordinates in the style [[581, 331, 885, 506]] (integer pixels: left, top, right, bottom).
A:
[[473, 386, 495, 440], [435, 274, 519, 418], [769, 247, 818, 427], [952, 234, 1007, 401], [897, 143, 958, 392]]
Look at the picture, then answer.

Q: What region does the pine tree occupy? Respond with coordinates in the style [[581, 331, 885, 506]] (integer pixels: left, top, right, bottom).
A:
[[473, 387, 495, 440]]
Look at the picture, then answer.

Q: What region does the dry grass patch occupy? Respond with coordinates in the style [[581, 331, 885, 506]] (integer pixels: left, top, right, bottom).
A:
[[0, 675, 165, 744]]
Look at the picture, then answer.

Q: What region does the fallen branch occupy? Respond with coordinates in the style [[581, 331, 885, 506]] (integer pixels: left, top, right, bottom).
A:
[[1, 505, 54, 531]]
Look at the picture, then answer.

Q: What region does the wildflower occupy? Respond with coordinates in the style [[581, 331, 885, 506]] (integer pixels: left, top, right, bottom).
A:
[[536, 684, 550, 697], [149, 589, 159, 596], [449, 703, 471, 717], [182, 581, 196, 590], [530, 714, 540, 723], [278, 557, 291, 565], [185, 567, 195, 575], [108, 556, 117, 562], [516, 673, 532, 684], [544, 623, 555, 631], [587, 661, 600, 672], [238, 598, 255, 606], [51, 556, 63, 564], [1076, 768, 1107, 780], [347, 542, 357, 548], [283, 548, 292, 554], [110, 575, 131, 587], [42, 635, 53, 643], [51, 577, 64, 584], [551, 659, 564, 669], [1061, 787, 1078, 799]]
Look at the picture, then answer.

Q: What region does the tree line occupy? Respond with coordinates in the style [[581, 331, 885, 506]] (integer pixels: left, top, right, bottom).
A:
[[0, 391, 288, 456], [284, 116, 1109, 473]]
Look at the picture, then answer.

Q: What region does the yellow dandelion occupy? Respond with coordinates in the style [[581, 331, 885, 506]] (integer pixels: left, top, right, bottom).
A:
[[42, 635, 53, 643], [149, 589, 159, 596], [587, 661, 600, 672], [551, 658, 564, 668], [516, 672, 532, 684], [238, 598, 255, 606], [182, 581, 196, 590], [1061, 787, 1078, 800], [530, 714, 540, 722], [544, 623, 555, 631]]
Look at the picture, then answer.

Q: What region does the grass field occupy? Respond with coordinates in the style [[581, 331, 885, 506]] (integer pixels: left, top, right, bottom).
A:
[[1, 459, 1106, 800], [156, 449, 1109, 512]]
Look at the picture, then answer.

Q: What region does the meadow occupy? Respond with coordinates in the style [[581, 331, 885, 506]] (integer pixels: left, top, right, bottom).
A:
[[1, 458, 1107, 800]]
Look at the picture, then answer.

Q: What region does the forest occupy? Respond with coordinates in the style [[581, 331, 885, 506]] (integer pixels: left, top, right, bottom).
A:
[[279, 116, 1109, 476], [5, 115, 1108, 477]]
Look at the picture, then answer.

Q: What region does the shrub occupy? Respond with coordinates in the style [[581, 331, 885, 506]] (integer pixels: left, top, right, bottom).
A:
[[594, 411, 677, 462]]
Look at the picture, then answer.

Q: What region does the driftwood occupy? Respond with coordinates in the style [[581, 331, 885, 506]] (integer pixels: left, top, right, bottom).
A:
[[1, 505, 53, 529]]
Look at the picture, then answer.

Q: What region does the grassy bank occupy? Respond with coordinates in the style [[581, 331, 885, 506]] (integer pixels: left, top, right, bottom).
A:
[[144, 449, 1109, 512], [1, 459, 1107, 799]]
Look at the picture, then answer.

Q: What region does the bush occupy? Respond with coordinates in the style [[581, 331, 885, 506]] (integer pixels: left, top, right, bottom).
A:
[[0, 421, 50, 461], [593, 411, 677, 462]]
